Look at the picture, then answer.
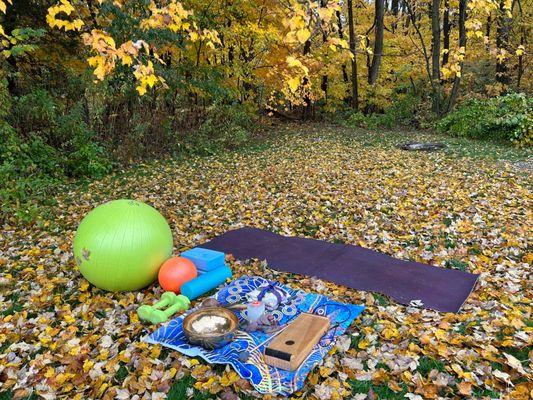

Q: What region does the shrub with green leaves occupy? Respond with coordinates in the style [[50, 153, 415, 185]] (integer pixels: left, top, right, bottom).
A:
[[186, 103, 256, 154], [0, 84, 111, 223], [0, 122, 61, 224], [56, 105, 112, 178], [340, 94, 421, 130], [437, 93, 532, 146]]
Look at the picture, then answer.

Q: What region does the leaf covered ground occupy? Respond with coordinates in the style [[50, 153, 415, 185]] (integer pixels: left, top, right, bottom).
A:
[[0, 125, 531, 400]]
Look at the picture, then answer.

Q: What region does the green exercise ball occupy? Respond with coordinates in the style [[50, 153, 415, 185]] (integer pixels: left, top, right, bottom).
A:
[[73, 199, 173, 291]]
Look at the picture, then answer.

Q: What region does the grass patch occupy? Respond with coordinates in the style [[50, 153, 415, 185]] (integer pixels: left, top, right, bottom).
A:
[[417, 356, 446, 376], [373, 294, 390, 307], [349, 380, 407, 399], [335, 124, 532, 162], [167, 375, 222, 400], [501, 346, 530, 367], [114, 364, 129, 385], [0, 392, 38, 400], [472, 386, 500, 398], [444, 259, 468, 271], [1, 293, 23, 317]]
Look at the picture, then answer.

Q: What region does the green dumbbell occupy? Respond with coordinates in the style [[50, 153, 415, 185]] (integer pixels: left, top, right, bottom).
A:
[[138, 292, 190, 324], [138, 291, 178, 320]]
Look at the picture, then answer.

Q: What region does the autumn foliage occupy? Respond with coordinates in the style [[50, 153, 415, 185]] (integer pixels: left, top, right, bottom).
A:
[[0, 2, 531, 399], [1, 0, 530, 114]]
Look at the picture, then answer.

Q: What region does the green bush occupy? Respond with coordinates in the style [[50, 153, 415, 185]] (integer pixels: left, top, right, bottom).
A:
[[437, 93, 532, 146], [340, 94, 421, 130], [343, 112, 368, 128], [12, 89, 58, 134], [0, 86, 111, 224], [0, 122, 62, 224], [9, 89, 112, 178], [185, 103, 255, 154], [56, 105, 112, 178]]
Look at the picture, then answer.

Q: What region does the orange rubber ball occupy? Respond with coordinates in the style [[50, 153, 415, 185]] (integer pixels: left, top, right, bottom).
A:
[[158, 256, 197, 293]]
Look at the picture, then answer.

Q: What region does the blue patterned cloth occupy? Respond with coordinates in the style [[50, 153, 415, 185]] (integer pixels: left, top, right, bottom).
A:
[[145, 276, 364, 395]]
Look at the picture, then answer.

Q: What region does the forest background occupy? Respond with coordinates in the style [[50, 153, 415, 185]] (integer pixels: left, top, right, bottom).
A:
[[0, 0, 531, 223]]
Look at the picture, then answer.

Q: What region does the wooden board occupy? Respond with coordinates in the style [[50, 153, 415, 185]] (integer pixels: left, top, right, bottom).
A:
[[263, 313, 330, 371]]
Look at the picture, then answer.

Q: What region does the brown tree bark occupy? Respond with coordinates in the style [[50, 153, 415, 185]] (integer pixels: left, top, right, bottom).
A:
[[391, 0, 400, 32], [320, 0, 329, 102], [405, 0, 438, 112], [368, 0, 385, 85], [392, 0, 400, 15], [496, 0, 512, 85], [430, 0, 442, 114], [442, 0, 450, 67], [447, 0, 467, 112], [514, 0, 526, 89], [302, 39, 313, 119], [347, 0, 359, 109], [336, 10, 349, 83]]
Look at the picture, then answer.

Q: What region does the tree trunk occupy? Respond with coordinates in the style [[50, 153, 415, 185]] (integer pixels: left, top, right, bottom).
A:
[[302, 39, 313, 119], [368, 0, 385, 85], [442, 0, 450, 67], [430, 0, 442, 114], [392, 0, 400, 15], [496, 0, 511, 85], [447, 0, 467, 112], [515, 0, 525, 89], [391, 0, 399, 31], [336, 10, 349, 83], [320, 0, 329, 102], [347, 0, 359, 109]]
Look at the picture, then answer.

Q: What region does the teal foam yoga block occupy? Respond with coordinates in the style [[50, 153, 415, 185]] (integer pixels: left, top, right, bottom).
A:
[[181, 247, 225, 272], [181, 265, 232, 300]]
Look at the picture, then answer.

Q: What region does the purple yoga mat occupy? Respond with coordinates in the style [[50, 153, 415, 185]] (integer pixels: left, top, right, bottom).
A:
[[201, 227, 479, 313]]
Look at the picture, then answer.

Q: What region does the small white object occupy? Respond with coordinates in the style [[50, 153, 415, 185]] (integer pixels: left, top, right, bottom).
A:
[[246, 301, 265, 323], [191, 315, 228, 334]]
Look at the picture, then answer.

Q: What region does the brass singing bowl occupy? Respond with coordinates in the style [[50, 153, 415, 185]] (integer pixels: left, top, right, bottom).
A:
[[182, 307, 239, 350]]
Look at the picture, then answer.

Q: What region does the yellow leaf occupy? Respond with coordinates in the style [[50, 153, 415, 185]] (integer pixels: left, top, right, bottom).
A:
[[338, 39, 348, 48], [189, 358, 200, 367], [383, 327, 399, 339], [296, 29, 311, 44], [457, 381, 472, 396], [293, 16, 306, 30], [44, 367, 55, 378], [287, 76, 300, 92], [503, 352, 526, 374], [136, 85, 147, 96], [434, 329, 447, 340], [220, 371, 238, 387], [83, 359, 94, 373], [287, 56, 303, 69], [144, 74, 158, 88]]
